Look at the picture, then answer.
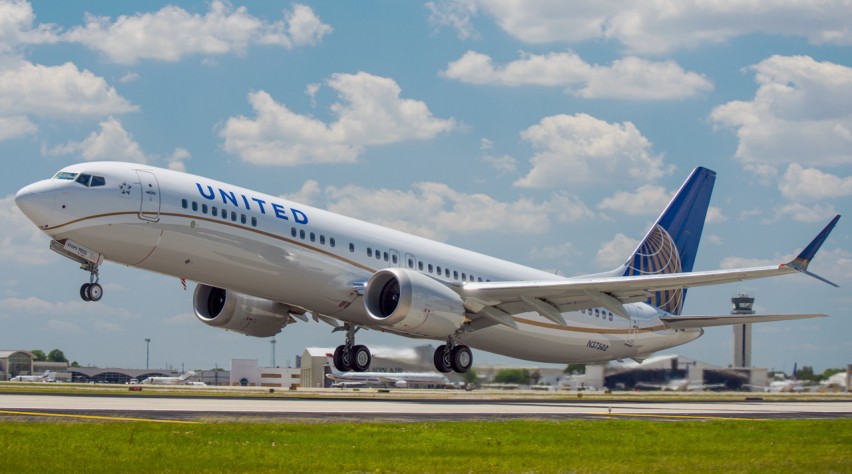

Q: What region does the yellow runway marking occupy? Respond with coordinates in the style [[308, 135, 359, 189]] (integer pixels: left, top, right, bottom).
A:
[[0, 409, 202, 424], [590, 412, 765, 421]]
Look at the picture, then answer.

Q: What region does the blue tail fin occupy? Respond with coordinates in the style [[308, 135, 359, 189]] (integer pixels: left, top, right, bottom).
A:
[[622, 167, 716, 315]]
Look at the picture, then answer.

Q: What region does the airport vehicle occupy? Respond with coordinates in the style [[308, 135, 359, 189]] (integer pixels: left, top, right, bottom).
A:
[[15, 162, 840, 374], [9, 370, 56, 382], [140, 371, 203, 385], [325, 354, 449, 388]]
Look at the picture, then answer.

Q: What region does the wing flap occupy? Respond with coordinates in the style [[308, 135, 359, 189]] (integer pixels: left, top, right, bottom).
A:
[[660, 313, 825, 329]]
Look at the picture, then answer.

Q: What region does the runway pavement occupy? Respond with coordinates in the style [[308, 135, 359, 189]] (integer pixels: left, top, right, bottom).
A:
[[1, 392, 851, 422]]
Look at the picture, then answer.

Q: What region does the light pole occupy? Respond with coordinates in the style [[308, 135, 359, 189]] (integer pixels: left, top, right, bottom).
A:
[[145, 338, 151, 369], [271, 337, 277, 367]]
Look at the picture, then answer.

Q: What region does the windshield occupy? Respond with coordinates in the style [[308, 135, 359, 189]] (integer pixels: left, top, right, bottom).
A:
[[51, 171, 106, 187]]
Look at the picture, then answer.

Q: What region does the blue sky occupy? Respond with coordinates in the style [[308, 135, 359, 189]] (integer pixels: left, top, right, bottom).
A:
[[1, 1, 850, 373]]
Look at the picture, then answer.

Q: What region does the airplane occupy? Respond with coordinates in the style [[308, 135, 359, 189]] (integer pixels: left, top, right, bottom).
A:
[[10, 370, 56, 382], [140, 371, 203, 385], [15, 162, 841, 374], [324, 353, 450, 388]]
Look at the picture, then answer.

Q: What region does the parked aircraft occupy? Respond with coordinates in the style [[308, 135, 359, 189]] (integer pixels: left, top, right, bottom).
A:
[[10, 370, 56, 382], [325, 354, 449, 388], [15, 162, 840, 374], [140, 371, 204, 385]]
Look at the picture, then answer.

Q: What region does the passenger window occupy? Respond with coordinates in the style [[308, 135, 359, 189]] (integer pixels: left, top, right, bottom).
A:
[[453, 271, 459, 280], [192, 202, 198, 212], [391, 254, 397, 264], [299, 230, 305, 239], [251, 217, 257, 227], [367, 248, 373, 257], [330, 238, 336, 248], [202, 204, 208, 214], [408, 258, 414, 268], [90, 176, 106, 187], [241, 214, 247, 224], [212, 206, 218, 217], [428, 264, 433, 273], [310, 232, 316, 242], [436, 266, 442, 275], [231, 212, 237, 222], [181, 199, 188, 209], [445, 268, 450, 277], [418, 261, 424, 271], [349, 243, 355, 253], [291, 228, 297, 237], [320, 235, 325, 245]]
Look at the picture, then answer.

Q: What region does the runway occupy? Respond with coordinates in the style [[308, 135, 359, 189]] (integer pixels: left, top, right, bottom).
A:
[[1, 392, 851, 422]]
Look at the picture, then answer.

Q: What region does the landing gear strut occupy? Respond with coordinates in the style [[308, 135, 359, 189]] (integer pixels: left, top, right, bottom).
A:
[[434, 334, 473, 373], [79, 262, 103, 302], [333, 323, 371, 372]]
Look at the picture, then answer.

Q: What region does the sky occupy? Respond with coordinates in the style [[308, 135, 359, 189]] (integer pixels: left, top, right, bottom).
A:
[[1, 0, 850, 374]]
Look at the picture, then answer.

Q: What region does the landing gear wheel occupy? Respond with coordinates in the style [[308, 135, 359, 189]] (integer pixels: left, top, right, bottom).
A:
[[80, 283, 92, 302], [333, 345, 352, 372], [87, 283, 103, 302], [433, 344, 452, 373], [450, 345, 473, 373], [351, 345, 371, 372]]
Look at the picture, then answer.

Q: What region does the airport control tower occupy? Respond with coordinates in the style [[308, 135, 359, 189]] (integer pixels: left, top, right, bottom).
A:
[[732, 293, 755, 368]]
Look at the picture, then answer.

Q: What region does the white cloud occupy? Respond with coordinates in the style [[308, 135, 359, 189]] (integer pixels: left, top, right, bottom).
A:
[[437, 1, 852, 54], [706, 207, 728, 224], [0, 0, 59, 56], [772, 202, 839, 224], [220, 73, 457, 165], [596, 233, 638, 269], [427, 0, 479, 40], [597, 184, 671, 216], [710, 56, 852, 175], [42, 117, 189, 168], [0, 114, 35, 141], [291, 181, 592, 241], [779, 164, 852, 202], [514, 113, 672, 188], [42, 117, 147, 163], [443, 51, 712, 100], [0, 60, 137, 118], [63, 2, 331, 64], [0, 194, 55, 265], [118, 72, 139, 83], [529, 242, 578, 261]]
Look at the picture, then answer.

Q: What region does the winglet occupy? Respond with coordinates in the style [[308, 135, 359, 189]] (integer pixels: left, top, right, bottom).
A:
[[783, 214, 841, 287]]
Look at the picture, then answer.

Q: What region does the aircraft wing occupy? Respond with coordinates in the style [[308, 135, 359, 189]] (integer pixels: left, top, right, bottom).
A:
[[458, 215, 839, 326], [659, 313, 825, 329]]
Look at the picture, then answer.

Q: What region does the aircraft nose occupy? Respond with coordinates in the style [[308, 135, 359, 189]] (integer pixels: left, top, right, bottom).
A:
[[15, 181, 57, 229]]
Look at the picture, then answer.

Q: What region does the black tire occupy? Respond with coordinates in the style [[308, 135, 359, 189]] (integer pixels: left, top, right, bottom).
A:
[[87, 283, 103, 302], [351, 345, 371, 372], [433, 344, 452, 373], [80, 283, 92, 302], [450, 345, 473, 373], [333, 345, 351, 372]]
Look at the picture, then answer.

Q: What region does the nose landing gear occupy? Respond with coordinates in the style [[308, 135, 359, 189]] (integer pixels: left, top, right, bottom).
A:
[[79, 262, 103, 302]]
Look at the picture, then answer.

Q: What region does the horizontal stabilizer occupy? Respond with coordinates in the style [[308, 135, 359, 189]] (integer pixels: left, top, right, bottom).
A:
[[661, 313, 825, 329]]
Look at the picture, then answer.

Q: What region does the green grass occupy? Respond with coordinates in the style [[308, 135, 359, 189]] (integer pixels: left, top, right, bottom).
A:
[[1, 419, 849, 473]]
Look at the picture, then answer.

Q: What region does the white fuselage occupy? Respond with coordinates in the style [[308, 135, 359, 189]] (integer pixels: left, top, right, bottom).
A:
[[15, 162, 702, 364]]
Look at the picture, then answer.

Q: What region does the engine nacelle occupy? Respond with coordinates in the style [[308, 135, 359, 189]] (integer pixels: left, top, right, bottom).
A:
[[364, 268, 466, 338], [193, 284, 290, 337]]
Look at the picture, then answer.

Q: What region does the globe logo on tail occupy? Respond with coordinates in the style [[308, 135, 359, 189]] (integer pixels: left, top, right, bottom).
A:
[[623, 225, 684, 315]]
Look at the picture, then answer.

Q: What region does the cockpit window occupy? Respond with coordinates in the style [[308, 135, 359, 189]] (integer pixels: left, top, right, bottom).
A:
[[52, 171, 106, 187], [53, 171, 77, 180]]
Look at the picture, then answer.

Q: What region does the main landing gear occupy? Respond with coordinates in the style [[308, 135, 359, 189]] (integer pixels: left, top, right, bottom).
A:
[[433, 335, 473, 374], [332, 323, 371, 372], [79, 262, 103, 302]]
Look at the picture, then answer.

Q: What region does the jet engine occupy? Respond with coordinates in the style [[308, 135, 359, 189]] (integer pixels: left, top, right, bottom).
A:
[[364, 268, 466, 338], [193, 284, 291, 337]]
